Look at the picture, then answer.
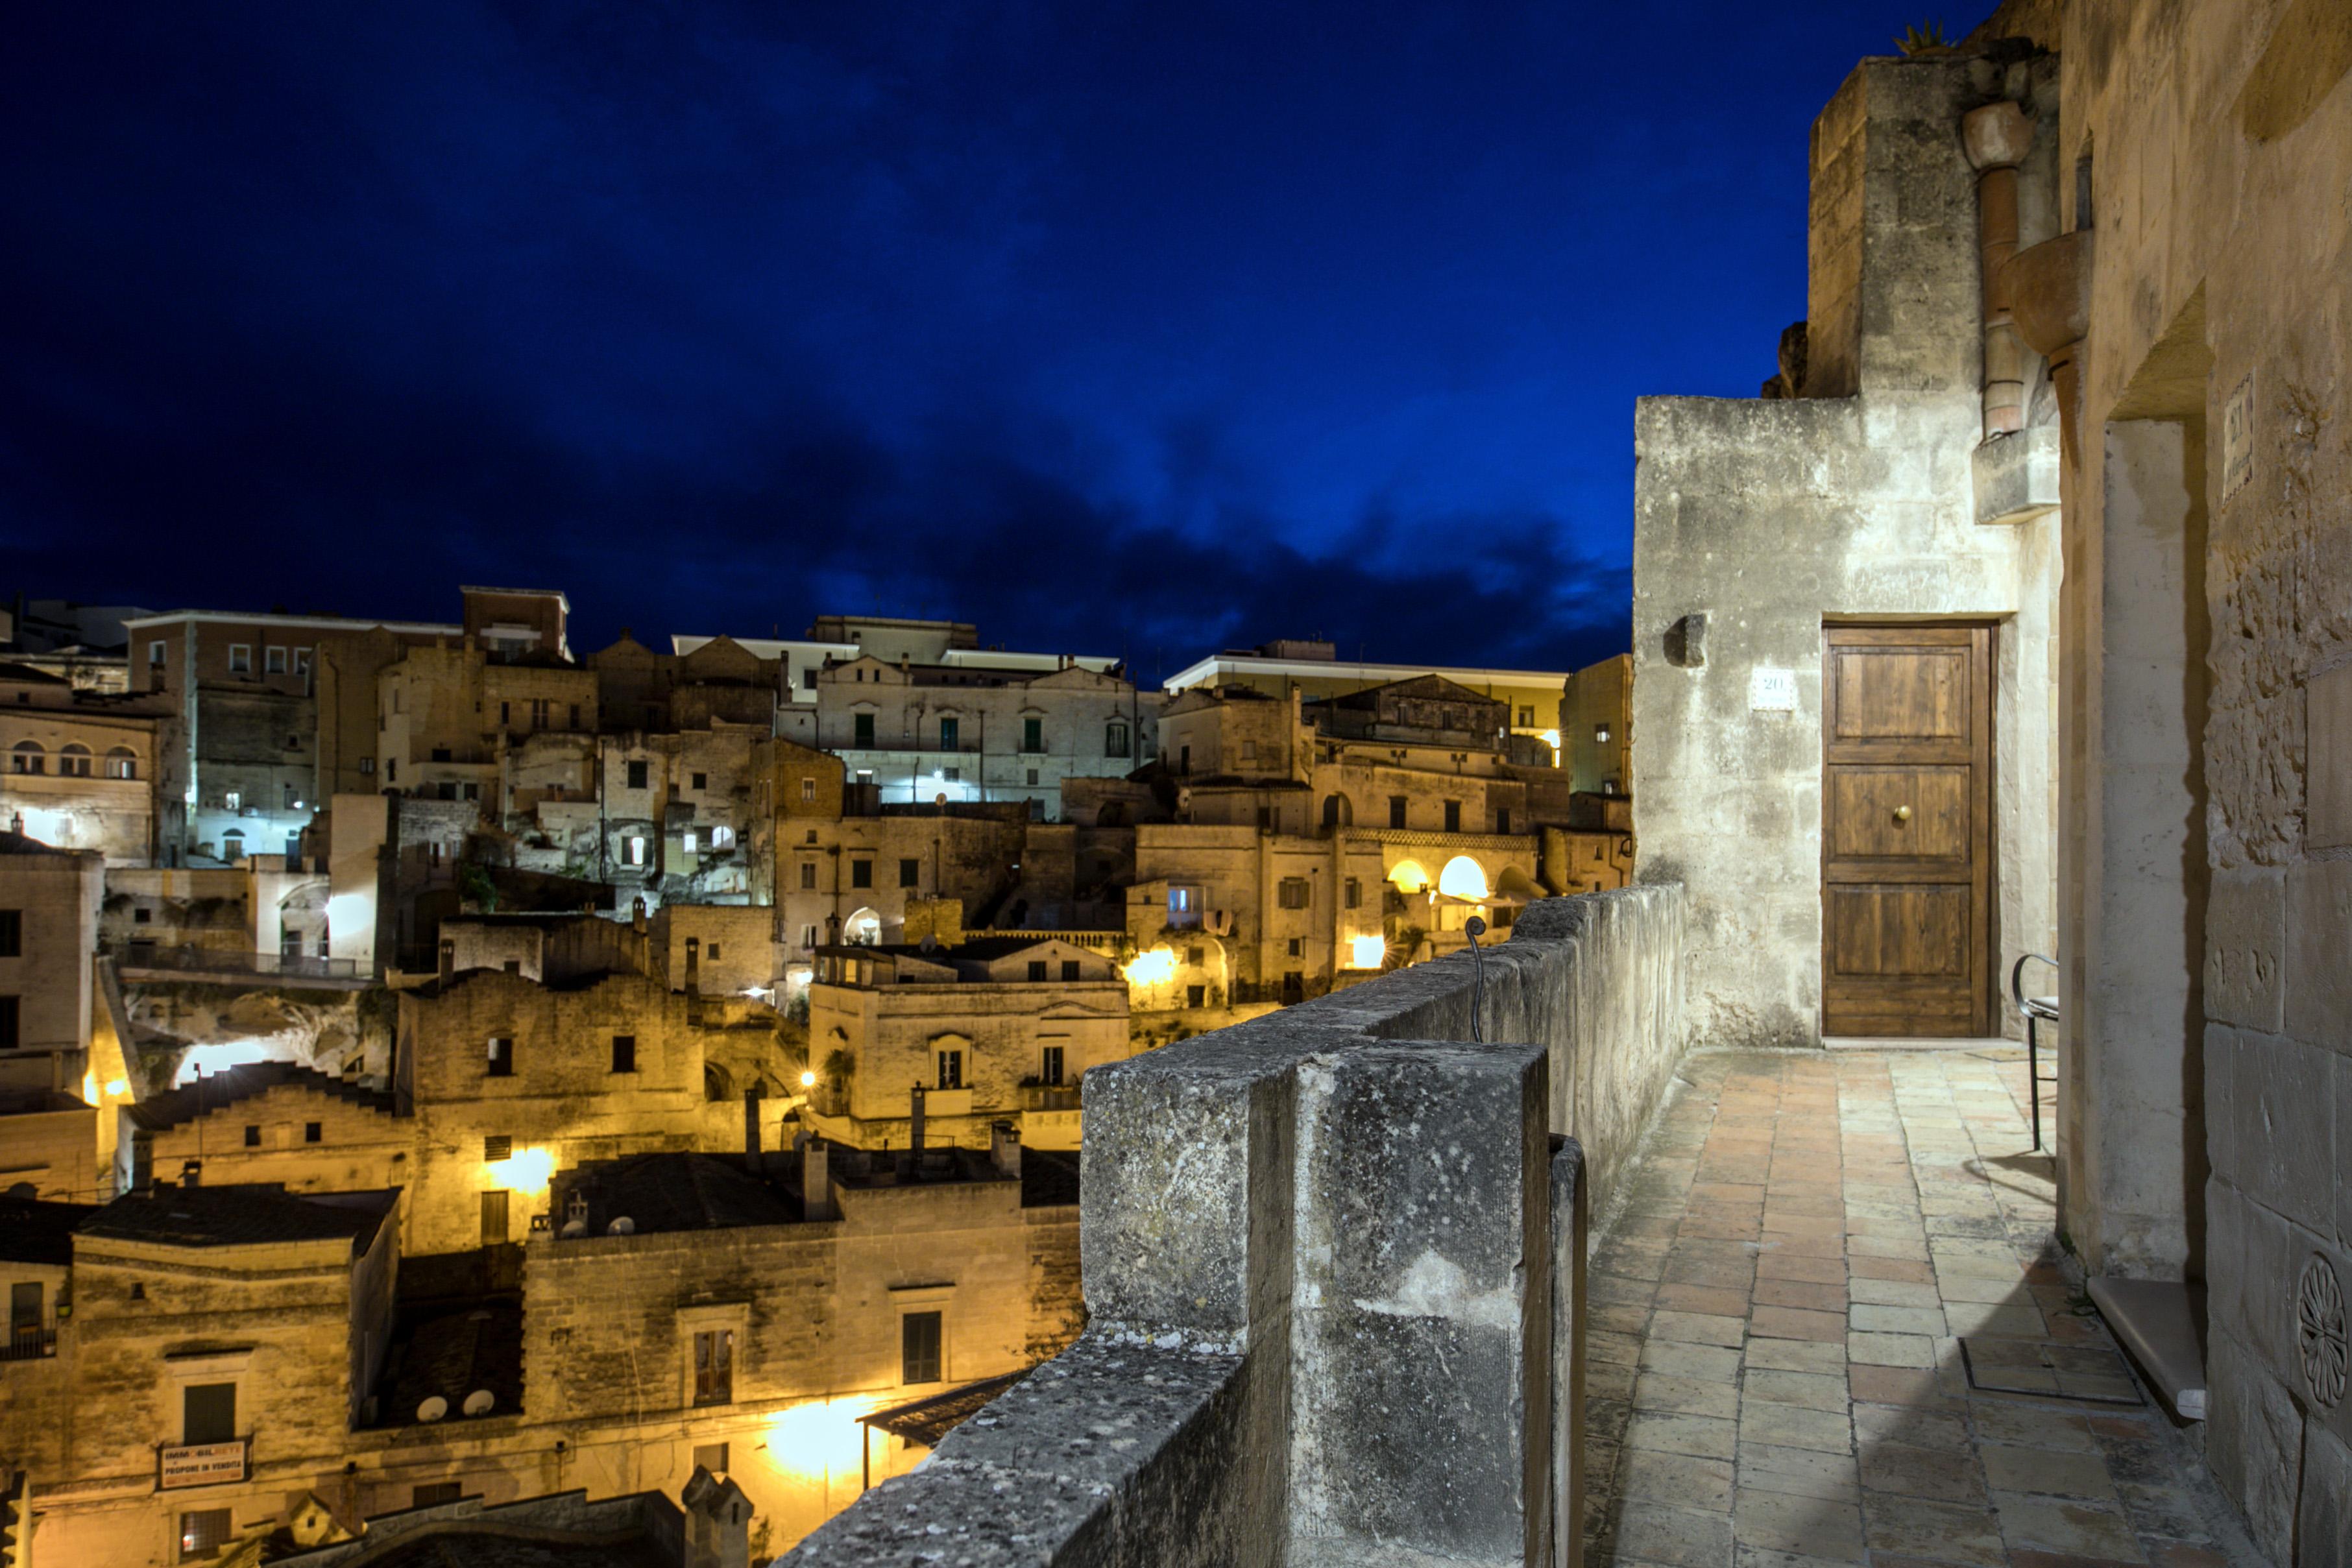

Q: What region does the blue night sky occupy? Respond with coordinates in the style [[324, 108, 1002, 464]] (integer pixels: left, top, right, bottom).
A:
[[3, 3, 1931, 677]]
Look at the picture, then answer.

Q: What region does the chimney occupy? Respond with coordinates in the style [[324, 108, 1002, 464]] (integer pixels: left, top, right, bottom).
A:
[[801, 1138, 834, 1221], [437, 938, 454, 987], [742, 1086, 764, 1167], [685, 935, 701, 996], [910, 1084, 927, 1154], [989, 1120, 1021, 1180], [631, 897, 648, 935]]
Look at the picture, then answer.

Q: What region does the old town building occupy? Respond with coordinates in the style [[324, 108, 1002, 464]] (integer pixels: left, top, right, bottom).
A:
[[805, 935, 1127, 1151], [0, 828, 103, 1089], [0, 661, 165, 864]]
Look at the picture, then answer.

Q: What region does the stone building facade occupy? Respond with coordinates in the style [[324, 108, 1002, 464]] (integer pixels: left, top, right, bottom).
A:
[[0, 830, 103, 1089], [0, 662, 164, 864]]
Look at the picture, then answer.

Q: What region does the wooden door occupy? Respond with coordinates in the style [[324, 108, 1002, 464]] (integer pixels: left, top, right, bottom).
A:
[[1822, 624, 1993, 1036]]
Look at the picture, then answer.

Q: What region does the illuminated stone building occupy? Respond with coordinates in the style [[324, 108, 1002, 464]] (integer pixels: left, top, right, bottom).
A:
[[0, 661, 164, 864], [1162, 636, 1572, 759], [805, 936, 1127, 1152], [0, 828, 103, 1089]]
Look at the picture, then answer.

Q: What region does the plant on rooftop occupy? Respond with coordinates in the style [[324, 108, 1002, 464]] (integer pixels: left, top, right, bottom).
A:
[[1896, 19, 1956, 55]]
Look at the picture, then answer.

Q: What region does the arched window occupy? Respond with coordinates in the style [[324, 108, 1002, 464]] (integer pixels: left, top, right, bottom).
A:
[[843, 907, 882, 946], [1386, 859, 1431, 895], [703, 1061, 734, 1103], [221, 828, 247, 863], [1104, 721, 1130, 758], [106, 747, 137, 780], [1438, 856, 1490, 901], [1321, 794, 1353, 828], [60, 743, 92, 778], [10, 740, 43, 776]]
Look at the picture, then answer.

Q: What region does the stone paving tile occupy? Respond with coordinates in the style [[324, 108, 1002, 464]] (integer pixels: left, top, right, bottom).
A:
[[1583, 1049, 2269, 1568]]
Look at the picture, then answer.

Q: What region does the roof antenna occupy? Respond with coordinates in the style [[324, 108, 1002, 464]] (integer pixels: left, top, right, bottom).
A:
[[1464, 917, 1488, 1043]]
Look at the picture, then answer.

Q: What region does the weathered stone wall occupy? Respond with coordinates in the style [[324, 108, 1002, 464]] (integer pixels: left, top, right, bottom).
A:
[[2044, 0, 2352, 1555], [1632, 53, 2062, 1049], [787, 886, 1685, 1565]]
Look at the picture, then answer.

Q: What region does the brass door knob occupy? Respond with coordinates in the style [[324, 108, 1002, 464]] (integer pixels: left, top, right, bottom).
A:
[[1894, 805, 1912, 822]]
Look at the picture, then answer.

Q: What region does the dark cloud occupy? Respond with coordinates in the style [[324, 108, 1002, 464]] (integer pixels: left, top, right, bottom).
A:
[[1, 1, 1898, 671]]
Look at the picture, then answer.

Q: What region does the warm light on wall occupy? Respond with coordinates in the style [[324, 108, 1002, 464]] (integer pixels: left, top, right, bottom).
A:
[[762, 1394, 889, 1484], [1348, 935, 1388, 970], [489, 1146, 554, 1194], [1386, 860, 1431, 895], [1122, 947, 1177, 985]]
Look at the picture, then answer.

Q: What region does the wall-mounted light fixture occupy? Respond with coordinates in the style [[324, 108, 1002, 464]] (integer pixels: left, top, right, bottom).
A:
[[1594, 725, 1611, 744]]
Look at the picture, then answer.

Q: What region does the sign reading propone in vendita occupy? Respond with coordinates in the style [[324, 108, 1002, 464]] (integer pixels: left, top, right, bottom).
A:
[[157, 1440, 248, 1491]]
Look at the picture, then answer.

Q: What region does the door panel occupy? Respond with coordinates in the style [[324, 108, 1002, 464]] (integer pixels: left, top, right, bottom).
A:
[[1823, 624, 1994, 1036], [1828, 768, 1971, 861]]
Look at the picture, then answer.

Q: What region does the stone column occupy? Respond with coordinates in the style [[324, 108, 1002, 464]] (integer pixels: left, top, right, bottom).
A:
[[1962, 101, 2037, 440]]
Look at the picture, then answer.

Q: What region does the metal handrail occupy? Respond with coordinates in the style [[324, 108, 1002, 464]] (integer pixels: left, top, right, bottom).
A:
[[2009, 952, 2059, 1152]]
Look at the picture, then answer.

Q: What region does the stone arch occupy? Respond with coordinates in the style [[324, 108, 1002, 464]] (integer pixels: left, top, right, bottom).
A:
[[1438, 855, 1490, 901], [1321, 793, 1354, 828], [842, 906, 882, 945], [1387, 859, 1431, 895]]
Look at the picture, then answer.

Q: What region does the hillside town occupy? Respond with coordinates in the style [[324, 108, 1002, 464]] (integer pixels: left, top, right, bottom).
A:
[[0, 589, 1631, 1560]]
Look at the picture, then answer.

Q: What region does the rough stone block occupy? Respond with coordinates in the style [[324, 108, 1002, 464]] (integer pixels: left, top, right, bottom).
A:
[[1289, 1040, 1549, 1566], [2206, 1331, 2307, 1564], [2286, 861, 2352, 1048], [2301, 1424, 2352, 1568], [2205, 867, 2285, 1032], [2203, 1026, 2238, 1185], [2231, 1032, 2334, 1236], [1971, 425, 2060, 526], [2309, 662, 2352, 849]]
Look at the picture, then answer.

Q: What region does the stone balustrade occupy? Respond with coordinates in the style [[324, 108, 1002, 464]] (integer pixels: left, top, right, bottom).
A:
[[787, 884, 1688, 1568]]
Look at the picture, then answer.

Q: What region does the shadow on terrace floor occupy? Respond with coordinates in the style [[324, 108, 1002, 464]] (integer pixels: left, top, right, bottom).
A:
[[1582, 1048, 2264, 1568]]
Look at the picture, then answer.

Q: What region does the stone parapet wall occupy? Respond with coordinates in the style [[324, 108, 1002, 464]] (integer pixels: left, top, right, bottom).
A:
[[786, 885, 1687, 1566]]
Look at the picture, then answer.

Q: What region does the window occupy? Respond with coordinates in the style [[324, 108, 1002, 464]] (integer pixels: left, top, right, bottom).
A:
[[295, 647, 312, 675], [800, 777, 816, 802], [1056, 959, 1080, 983], [0, 996, 17, 1050], [1179, 744, 1191, 774], [899, 858, 919, 888], [693, 1329, 734, 1405], [499, 701, 511, 725], [1288, 937, 1303, 958], [106, 747, 137, 779], [1186, 983, 1206, 1007], [265, 646, 287, 674], [1256, 806, 1272, 830], [1389, 795, 1407, 829], [902, 1310, 943, 1384], [851, 860, 872, 889], [529, 698, 550, 728], [801, 925, 818, 948], [710, 825, 735, 850], [1041, 1044, 1065, 1085], [1496, 808, 1512, 835], [568, 703, 581, 729], [1027, 960, 1048, 982], [0, 911, 17, 958], [412, 1482, 463, 1508], [939, 717, 959, 750], [687, 771, 707, 792], [183, 1382, 237, 1444], [611, 1035, 636, 1073], [1518, 706, 1535, 727], [228, 644, 251, 675], [801, 666, 818, 690], [692, 1441, 730, 1476], [10, 741, 43, 775], [243, 1125, 261, 1149], [480, 1190, 509, 1245], [359, 756, 374, 777], [283, 782, 298, 809], [936, 1049, 963, 1088], [1278, 878, 1311, 910], [1344, 877, 1361, 910], [1185, 945, 1203, 965], [626, 836, 646, 867], [683, 832, 697, 854], [853, 712, 875, 745], [1105, 721, 1129, 758], [1241, 740, 1257, 762], [799, 862, 816, 890], [1022, 717, 1043, 753], [181, 1508, 234, 1560], [1026, 767, 1040, 787], [484, 1135, 513, 1162], [149, 640, 166, 667], [385, 760, 396, 782], [626, 760, 649, 789], [304, 1122, 321, 1144], [1444, 800, 1462, 833], [134, 906, 153, 925], [60, 744, 91, 778]]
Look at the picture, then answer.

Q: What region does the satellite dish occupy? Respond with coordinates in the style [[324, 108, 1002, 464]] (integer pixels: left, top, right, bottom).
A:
[[919, 935, 939, 952], [462, 1390, 495, 1417], [417, 1396, 448, 1423], [559, 1219, 588, 1238], [934, 792, 947, 806], [607, 1216, 635, 1235]]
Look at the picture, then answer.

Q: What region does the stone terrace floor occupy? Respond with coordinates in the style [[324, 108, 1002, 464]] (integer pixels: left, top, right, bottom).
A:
[[1584, 1048, 2266, 1568]]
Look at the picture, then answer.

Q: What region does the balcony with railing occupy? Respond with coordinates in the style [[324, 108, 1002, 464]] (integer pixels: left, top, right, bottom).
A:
[[112, 943, 365, 987], [788, 884, 1690, 1566], [2, 1327, 57, 1362]]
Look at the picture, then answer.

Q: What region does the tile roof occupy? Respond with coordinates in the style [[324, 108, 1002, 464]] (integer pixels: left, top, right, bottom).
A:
[[125, 1062, 398, 1132], [0, 1198, 101, 1264], [79, 1185, 398, 1253], [857, 1370, 1027, 1447]]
